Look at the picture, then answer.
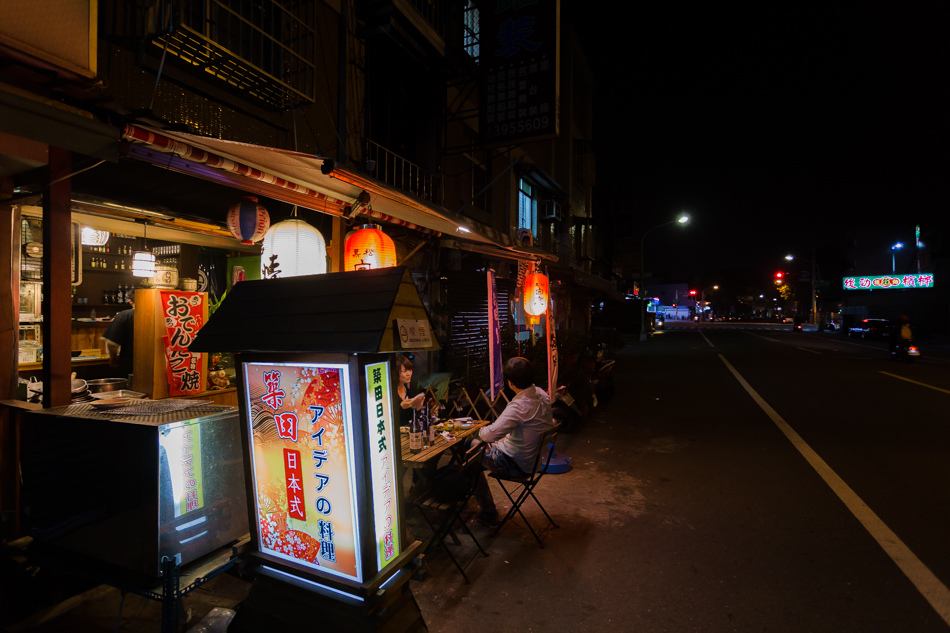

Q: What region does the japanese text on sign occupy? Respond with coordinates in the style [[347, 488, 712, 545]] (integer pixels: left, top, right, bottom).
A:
[[397, 318, 433, 348], [366, 362, 400, 568], [244, 363, 362, 582], [160, 291, 206, 396]]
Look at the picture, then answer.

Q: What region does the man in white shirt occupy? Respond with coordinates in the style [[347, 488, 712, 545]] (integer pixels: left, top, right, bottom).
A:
[[471, 357, 554, 528]]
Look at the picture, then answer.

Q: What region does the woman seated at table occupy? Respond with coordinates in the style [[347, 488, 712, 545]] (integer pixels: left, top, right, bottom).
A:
[[396, 355, 426, 427]]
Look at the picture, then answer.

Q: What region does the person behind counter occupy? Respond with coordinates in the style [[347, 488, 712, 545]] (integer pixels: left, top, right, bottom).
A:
[[101, 298, 134, 382], [469, 356, 554, 529], [395, 355, 425, 427]]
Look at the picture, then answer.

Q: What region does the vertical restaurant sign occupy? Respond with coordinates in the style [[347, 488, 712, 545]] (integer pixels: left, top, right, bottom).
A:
[[244, 363, 362, 582], [160, 290, 206, 396], [159, 423, 204, 518], [365, 362, 400, 569], [479, 0, 560, 146], [488, 269, 504, 400]]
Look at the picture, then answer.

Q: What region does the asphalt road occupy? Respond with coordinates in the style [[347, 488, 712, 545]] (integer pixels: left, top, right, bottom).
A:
[[414, 324, 950, 632]]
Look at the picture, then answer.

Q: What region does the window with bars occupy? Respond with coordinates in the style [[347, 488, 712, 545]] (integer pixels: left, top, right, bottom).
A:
[[463, 0, 480, 61]]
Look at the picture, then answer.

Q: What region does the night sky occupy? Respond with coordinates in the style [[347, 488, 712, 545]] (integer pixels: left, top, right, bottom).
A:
[[573, 2, 949, 292]]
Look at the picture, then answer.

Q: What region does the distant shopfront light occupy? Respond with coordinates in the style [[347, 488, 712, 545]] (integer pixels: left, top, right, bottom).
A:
[[344, 225, 397, 271]]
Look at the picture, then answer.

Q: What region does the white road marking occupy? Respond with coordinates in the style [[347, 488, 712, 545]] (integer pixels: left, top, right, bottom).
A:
[[719, 354, 950, 625], [698, 330, 715, 347], [747, 332, 780, 342], [880, 371, 950, 395], [796, 346, 821, 355]]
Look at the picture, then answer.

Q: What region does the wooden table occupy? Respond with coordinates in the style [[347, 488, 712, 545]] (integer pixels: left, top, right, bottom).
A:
[[400, 420, 489, 469]]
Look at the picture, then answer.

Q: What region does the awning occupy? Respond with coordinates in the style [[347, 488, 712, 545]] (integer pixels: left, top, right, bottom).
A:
[[439, 238, 558, 264], [121, 124, 507, 247]]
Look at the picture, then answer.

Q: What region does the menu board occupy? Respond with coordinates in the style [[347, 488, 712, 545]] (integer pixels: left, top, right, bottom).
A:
[[243, 362, 362, 582], [365, 362, 400, 569]]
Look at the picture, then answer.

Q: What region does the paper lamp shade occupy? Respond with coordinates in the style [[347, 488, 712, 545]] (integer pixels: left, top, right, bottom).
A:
[[523, 271, 549, 316], [344, 225, 397, 271], [80, 227, 109, 246], [227, 196, 270, 244], [260, 219, 327, 278], [132, 251, 156, 277]]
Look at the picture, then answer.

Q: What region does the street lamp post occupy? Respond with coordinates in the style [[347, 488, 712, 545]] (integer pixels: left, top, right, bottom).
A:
[[700, 285, 718, 321], [640, 213, 690, 341], [785, 251, 819, 326], [891, 242, 903, 273]]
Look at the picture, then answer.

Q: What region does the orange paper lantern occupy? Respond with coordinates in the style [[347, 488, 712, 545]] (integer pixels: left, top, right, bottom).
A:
[[524, 270, 549, 316], [344, 225, 397, 271]]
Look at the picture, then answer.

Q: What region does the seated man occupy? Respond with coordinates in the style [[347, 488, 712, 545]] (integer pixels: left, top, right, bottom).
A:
[[471, 357, 554, 528]]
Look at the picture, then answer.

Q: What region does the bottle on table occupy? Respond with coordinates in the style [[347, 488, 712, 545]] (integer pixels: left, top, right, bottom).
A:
[[409, 409, 423, 454]]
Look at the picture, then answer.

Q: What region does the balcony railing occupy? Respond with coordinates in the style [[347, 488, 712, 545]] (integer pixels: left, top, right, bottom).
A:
[[134, 0, 317, 111], [365, 139, 443, 205]]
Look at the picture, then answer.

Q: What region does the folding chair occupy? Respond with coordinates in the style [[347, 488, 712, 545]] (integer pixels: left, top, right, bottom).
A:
[[490, 423, 561, 547], [411, 442, 489, 583]]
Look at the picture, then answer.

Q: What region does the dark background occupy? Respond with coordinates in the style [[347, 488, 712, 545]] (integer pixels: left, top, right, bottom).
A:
[[572, 2, 950, 289]]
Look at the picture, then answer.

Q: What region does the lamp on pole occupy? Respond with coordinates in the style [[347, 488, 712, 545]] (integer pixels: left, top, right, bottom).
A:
[[785, 251, 819, 325], [640, 213, 690, 341], [891, 242, 903, 273], [700, 285, 718, 321]]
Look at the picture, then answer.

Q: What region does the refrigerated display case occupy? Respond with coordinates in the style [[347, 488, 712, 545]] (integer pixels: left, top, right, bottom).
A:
[[20, 400, 249, 582]]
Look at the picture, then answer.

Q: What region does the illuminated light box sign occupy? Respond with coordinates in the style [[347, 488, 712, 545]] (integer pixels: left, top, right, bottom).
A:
[[365, 362, 400, 568], [842, 274, 934, 290], [243, 362, 363, 582]]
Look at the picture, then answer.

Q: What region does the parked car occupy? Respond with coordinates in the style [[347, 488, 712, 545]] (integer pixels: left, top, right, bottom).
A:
[[848, 318, 890, 338]]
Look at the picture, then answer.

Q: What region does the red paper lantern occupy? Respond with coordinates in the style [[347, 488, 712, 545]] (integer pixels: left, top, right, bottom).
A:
[[524, 270, 549, 316], [344, 225, 397, 271], [227, 196, 270, 245]]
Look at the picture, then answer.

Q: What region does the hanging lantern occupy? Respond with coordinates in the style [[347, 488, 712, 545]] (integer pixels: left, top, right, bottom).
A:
[[132, 221, 155, 277], [523, 269, 549, 316], [344, 224, 397, 271], [227, 196, 270, 244], [260, 218, 327, 278], [80, 227, 110, 246], [132, 251, 156, 277]]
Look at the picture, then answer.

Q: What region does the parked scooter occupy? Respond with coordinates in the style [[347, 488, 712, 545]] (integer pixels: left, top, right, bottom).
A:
[[552, 373, 593, 433]]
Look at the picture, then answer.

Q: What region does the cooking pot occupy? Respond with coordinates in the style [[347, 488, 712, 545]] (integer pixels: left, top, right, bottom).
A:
[[86, 378, 128, 393]]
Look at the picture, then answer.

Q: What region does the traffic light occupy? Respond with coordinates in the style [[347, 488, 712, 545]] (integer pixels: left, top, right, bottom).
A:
[[774, 271, 784, 280]]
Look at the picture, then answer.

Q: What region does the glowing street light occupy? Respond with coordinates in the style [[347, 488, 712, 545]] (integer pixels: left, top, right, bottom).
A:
[[639, 213, 690, 341], [891, 242, 903, 273]]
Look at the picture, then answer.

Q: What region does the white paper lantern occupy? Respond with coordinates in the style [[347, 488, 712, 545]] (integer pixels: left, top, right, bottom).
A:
[[132, 251, 156, 277], [260, 218, 327, 278]]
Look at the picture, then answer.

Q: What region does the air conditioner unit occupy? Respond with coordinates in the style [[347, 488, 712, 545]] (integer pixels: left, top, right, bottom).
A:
[[540, 200, 562, 221]]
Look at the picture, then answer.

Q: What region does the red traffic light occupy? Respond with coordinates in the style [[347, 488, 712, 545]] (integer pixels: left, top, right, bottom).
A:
[[775, 271, 784, 279], [689, 290, 697, 296]]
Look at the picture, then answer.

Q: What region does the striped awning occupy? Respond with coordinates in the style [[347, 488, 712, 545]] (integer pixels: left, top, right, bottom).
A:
[[121, 124, 510, 247]]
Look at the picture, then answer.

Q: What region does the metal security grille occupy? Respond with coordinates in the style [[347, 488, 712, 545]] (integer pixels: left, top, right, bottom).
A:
[[139, 0, 317, 111], [443, 270, 513, 386]]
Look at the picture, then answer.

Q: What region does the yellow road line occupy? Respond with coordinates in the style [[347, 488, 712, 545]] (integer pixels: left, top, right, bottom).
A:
[[747, 332, 779, 342], [880, 371, 950, 394], [720, 354, 950, 626], [796, 346, 821, 355]]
